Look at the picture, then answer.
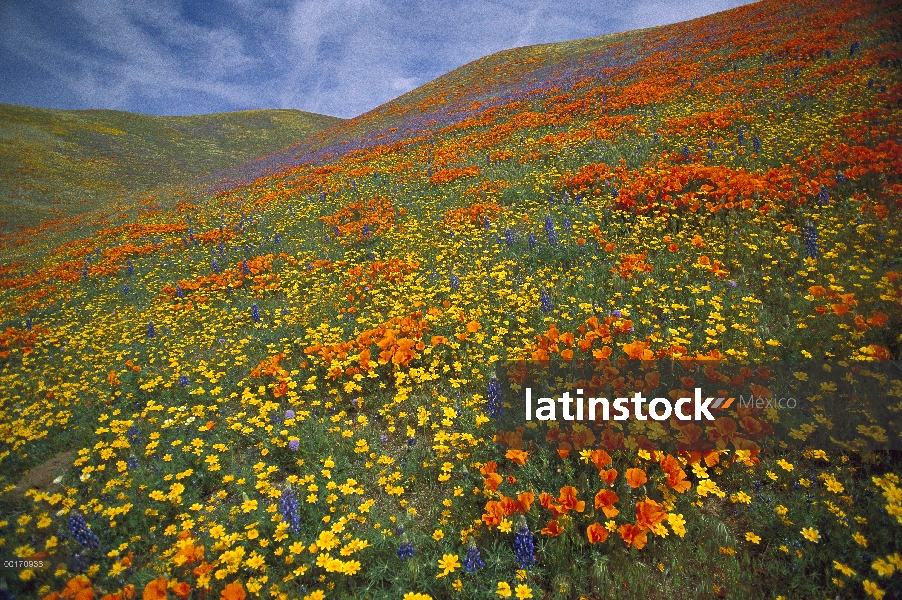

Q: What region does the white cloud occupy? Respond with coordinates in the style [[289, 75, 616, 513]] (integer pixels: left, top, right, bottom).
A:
[[0, 0, 758, 117]]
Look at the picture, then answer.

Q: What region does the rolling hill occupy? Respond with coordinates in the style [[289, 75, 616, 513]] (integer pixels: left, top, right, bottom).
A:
[[1, 0, 901, 598], [0, 105, 344, 231]]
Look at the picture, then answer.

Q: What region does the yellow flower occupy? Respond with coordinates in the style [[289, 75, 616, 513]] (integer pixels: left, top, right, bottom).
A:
[[452, 579, 463, 591], [402, 593, 432, 600], [871, 558, 895, 577], [496, 582, 512, 598], [801, 528, 820, 543], [853, 532, 868, 547], [834, 561, 856, 577], [775, 505, 788, 515], [515, 584, 533, 599], [776, 459, 794, 472], [436, 553, 460, 578], [432, 529, 444, 541], [825, 479, 844, 493], [668, 513, 686, 537], [730, 492, 751, 504], [863, 580, 885, 599], [498, 519, 512, 533], [745, 532, 761, 544]]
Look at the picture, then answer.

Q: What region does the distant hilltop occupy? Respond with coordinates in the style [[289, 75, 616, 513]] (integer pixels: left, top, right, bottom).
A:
[[0, 105, 344, 232]]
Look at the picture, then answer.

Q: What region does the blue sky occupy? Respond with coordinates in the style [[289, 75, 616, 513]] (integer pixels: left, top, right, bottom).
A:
[[0, 0, 755, 119]]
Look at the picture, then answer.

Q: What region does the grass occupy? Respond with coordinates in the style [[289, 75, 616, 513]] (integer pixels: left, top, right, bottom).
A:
[[0, 104, 344, 232], [0, 0, 900, 598]]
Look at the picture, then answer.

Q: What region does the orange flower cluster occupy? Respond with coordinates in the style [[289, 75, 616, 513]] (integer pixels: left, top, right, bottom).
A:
[[664, 103, 740, 135], [443, 201, 504, 231], [0, 324, 47, 359], [41, 575, 136, 600], [304, 311, 429, 375], [342, 259, 419, 291], [429, 165, 480, 184], [319, 197, 399, 242], [161, 254, 286, 300], [613, 252, 653, 279]]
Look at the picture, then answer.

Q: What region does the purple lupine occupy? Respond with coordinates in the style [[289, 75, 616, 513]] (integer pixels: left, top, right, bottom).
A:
[[817, 185, 829, 207], [802, 224, 819, 258], [252, 304, 262, 323], [280, 489, 301, 533], [544, 216, 558, 246], [513, 516, 536, 570], [540, 289, 552, 313], [488, 377, 503, 420], [463, 540, 485, 572], [68, 513, 100, 549]]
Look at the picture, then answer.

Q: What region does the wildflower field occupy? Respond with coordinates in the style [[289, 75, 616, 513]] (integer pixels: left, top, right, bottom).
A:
[[0, 106, 343, 231], [1, 0, 902, 598]]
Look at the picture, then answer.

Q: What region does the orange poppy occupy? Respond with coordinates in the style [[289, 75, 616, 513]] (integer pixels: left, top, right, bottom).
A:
[[618, 523, 648, 549], [483, 471, 502, 491], [557, 485, 586, 513], [171, 582, 191, 600], [599, 468, 618, 486], [516, 491, 535, 513], [479, 462, 498, 475], [586, 522, 609, 544], [570, 427, 596, 450], [625, 468, 648, 488], [482, 500, 505, 527], [635, 499, 667, 531], [506, 449, 530, 465], [557, 441, 571, 459], [141, 578, 168, 600], [594, 488, 620, 518], [600, 428, 624, 451], [588, 448, 612, 470], [220, 582, 246, 600], [665, 467, 691, 493], [541, 520, 564, 536], [539, 492, 565, 517]]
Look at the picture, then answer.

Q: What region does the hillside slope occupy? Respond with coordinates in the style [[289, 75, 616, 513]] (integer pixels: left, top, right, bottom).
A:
[[1, 0, 901, 599], [0, 105, 344, 231]]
